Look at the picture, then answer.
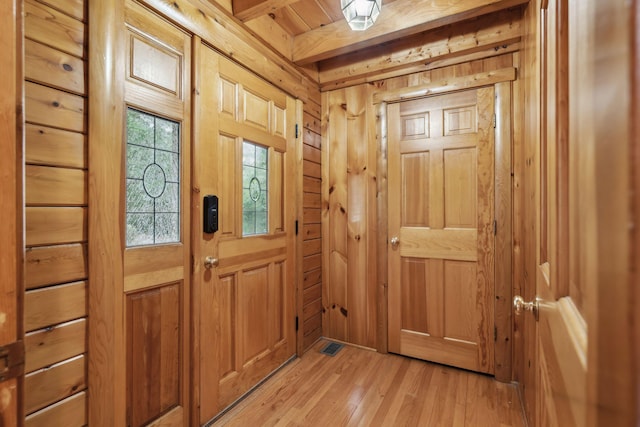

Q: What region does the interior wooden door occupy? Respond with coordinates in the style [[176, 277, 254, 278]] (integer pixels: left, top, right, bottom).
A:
[[387, 88, 495, 374], [194, 43, 298, 424], [527, 0, 636, 425]]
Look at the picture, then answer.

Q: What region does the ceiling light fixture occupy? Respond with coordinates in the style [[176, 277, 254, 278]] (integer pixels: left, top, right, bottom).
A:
[[341, 0, 381, 31]]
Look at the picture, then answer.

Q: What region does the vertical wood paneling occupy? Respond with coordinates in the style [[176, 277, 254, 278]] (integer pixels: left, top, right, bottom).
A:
[[326, 89, 348, 341]]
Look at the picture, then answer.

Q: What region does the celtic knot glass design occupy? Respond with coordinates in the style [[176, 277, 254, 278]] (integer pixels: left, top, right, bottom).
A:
[[126, 108, 180, 247], [242, 141, 268, 236]]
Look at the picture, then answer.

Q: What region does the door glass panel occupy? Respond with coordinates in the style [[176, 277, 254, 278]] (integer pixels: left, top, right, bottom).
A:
[[126, 108, 181, 247], [242, 141, 268, 236]]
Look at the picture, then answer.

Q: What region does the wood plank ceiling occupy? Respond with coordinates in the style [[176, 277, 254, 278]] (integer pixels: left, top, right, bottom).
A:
[[223, 0, 528, 88]]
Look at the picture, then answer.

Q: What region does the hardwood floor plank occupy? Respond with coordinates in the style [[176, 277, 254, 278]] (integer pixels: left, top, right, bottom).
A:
[[211, 340, 525, 426]]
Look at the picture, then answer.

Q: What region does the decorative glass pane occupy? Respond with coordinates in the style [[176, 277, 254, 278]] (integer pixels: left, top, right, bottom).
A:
[[126, 108, 180, 247], [242, 141, 268, 236]]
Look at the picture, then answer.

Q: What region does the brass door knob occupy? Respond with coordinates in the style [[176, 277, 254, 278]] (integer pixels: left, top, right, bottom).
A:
[[390, 236, 400, 248], [513, 295, 539, 320], [204, 256, 219, 269]]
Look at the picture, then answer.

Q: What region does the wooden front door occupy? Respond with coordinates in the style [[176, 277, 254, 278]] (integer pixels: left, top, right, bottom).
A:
[[387, 88, 495, 374], [193, 43, 298, 424]]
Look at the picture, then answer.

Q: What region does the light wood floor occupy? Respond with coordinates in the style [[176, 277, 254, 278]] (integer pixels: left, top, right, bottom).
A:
[[211, 339, 526, 426]]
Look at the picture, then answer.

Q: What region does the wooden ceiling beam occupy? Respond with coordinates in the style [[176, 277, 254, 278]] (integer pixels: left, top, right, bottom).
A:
[[233, 0, 299, 22], [318, 7, 522, 88], [292, 0, 529, 64]]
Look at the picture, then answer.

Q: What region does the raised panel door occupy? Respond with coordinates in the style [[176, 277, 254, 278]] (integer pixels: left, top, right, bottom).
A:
[[388, 88, 495, 374]]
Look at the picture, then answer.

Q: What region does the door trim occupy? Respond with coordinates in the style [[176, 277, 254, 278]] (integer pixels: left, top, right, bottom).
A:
[[372, 67, 516, 105], [375, 72, 515, 380]]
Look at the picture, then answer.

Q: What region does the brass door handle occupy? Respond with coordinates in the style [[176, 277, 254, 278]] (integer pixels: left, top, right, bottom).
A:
[[390, 236, 400, 248], [513, 295, 539, 320], [204, 256, 219, 269]]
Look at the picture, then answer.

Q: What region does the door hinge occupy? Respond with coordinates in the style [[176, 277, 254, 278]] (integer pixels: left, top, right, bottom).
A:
[[492, 113, 497, 128], [494, 326, 498, 341], [295, 124, 299, 139], [295, 220, 299, 235], [295, 316, 299, 331], [0, 341, 25, 382], [493, 220, 497, 236]]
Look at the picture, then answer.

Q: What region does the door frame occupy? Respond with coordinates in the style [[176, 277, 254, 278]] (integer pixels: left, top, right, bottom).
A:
[[0, 0, 23, 424], [373, 68, 517, 381]]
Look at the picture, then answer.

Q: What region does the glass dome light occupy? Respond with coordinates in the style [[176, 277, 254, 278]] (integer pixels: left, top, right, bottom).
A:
[[341, 0, 381, 31]]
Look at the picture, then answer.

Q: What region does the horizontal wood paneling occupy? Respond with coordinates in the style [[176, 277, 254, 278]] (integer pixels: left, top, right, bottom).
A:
[[25, 124, 86, 169], [24, 0, 84, 58], [303, 191, 321, 208], [303, 268, 322, 289], [302, 298, 322, 321], [302, 326, 322, 349], [24, 355, 86, 414], [303, 239, 322, 257], [303, 283, 322, 305], [302, 223, 321, 240], [24, 281, 87, 332], [301, 98, 323, 352], [25, 39, 85, 95], [303, 254, 321, 273], [25, 81, 85, 133], [37, 0, 85, 22], [303, 176, 321, 193], [23, 1, 88, 424], [25, 391, 87, 427], [25, 244, 87, 290], [25, 318, 86, 373], [303, 129, 321, 149], [302, 144, 321, 163], [303, 312, 322, 334], [25, 207, 86, 246], [25, 165, 87, 206], [303, 159, 321, 178], [303, 112, 321, 134], [303, 208, 321, 224]]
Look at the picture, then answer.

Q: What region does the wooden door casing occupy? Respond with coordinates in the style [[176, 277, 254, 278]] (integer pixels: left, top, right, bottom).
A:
[[194, 43, 298, 424], [0, 0, 22, 424], [387, 87, 495, 374]]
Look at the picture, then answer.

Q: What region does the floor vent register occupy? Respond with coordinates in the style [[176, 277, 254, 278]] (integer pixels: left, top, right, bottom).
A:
[[319, 341, 344, 357]]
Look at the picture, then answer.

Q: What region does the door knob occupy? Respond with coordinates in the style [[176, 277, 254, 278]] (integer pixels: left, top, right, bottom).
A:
[[390, 236, 400, 248], [204, 256, 219, 269], [513, 295, 539, 320]]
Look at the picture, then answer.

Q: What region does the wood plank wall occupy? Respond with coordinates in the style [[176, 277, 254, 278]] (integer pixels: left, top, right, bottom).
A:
[[321, 85, 378, 348], [301, 93, 324, 351], [22, 0, 88, 425], [322, 53, 520, 354]]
